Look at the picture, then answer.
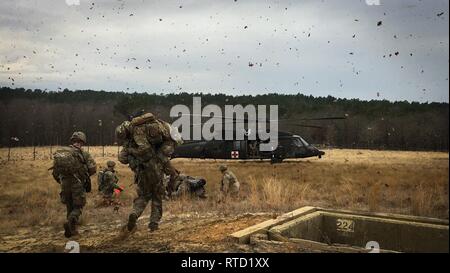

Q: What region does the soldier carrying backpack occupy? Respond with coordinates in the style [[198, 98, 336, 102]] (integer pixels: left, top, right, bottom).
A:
[[98, 160, 123, 207], [116, 111, 181, 233], [51, 131, 97, 238]]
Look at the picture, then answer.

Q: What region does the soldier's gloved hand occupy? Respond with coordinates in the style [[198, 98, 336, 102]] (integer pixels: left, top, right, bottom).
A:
[[128, 156, 139, 170]]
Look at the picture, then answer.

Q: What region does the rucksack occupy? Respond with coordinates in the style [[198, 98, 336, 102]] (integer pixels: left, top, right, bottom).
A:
[[130, 113, 155, 126], [52, 147, 86, 176], [97, 170, 106, 191]]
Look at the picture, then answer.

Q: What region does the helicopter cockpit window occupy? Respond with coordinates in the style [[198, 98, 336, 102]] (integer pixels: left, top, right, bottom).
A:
[[294, 138, 304, 147], [299, 137, 310, 146]]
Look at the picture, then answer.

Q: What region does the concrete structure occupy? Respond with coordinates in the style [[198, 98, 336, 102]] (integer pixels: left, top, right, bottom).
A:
[[229, 207, 449, 253]]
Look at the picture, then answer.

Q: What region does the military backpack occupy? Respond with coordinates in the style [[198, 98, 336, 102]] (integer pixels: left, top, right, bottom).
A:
[[97, 170, 106, 192], [52, 147, 86, 177]]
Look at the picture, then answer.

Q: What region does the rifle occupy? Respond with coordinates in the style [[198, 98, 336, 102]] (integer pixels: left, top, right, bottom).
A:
[[84, 176, 92, 193]]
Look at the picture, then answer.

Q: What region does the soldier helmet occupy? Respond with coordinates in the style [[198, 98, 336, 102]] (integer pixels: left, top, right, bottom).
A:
[[107, 161, 116, 168], [70, 131, 87, 144], [115, 121, 131, 142], [219, 165, 228, 172]]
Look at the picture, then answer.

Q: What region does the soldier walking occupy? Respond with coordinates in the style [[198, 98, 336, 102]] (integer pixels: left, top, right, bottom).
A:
[[51, 132, 96, 238], [98, 160, 123, 207], [116, 112, 179, 232]]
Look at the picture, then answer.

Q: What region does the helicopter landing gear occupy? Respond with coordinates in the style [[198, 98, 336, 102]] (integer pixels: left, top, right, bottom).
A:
[[270, 156, 284, 164]]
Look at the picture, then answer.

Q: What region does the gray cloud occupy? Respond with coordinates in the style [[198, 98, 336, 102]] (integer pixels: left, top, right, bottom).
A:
[[0, 0, 448, 102]]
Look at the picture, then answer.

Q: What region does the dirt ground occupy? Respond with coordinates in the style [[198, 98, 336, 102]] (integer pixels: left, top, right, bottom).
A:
[[0, 212, 272, 252], [0, 147, 448, 252]]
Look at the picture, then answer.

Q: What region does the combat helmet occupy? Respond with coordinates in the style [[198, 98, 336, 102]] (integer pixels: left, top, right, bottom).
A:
[[70, 131, 87, 144], [107, 161, 116, 168], [219, 165, 228, 172]]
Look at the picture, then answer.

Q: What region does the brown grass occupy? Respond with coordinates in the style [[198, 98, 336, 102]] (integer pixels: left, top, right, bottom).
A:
[[0, 147, 448, 234]]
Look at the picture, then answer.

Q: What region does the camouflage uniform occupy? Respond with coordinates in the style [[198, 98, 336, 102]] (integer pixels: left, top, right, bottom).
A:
[[169, 174, 207, 199], [118, 113, 174, 231], [219, 165, 240, 198], [153, 119, 179, 177], [52, 132, 96, 237], [117, 117, 181, 188], [99, 161, 121, 204]]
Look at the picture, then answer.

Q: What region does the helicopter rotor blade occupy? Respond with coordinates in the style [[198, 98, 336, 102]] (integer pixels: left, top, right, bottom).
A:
[[183, 122, 324, 129], [171, 114, 345, 130], [174, 113, 347, 121], [284, 123, 324, 129], [295, 116, 348, 121]]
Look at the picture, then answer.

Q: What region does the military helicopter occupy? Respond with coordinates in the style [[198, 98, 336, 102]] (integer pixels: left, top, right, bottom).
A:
[[171, 115, 346, 163]]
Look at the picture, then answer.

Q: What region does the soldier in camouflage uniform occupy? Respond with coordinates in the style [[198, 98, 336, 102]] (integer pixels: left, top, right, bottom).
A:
[[98, 161, 123, 206], [116, 112, 179, 232], [218, 165, 240, 201], [168, 174, 207, 199], [52, 132, 97, 238], [116, 118, 180, 179]]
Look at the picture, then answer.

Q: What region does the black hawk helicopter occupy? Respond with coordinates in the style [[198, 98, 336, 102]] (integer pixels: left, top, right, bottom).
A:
[[171, 115, 346, 163]]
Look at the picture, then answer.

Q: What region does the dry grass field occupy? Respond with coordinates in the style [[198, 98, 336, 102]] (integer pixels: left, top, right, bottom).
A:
[[0, 146, 448, 252]]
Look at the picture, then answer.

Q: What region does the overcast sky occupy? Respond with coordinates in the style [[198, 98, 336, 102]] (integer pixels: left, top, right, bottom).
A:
[[0, 0, 448, 102]]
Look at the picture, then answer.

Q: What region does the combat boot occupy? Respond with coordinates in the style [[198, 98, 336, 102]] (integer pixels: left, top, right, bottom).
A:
[[148, 222, 159, 232], [127, 213, 138, 232], [63, 217, 78, 238], [63, 222, 72, 238]]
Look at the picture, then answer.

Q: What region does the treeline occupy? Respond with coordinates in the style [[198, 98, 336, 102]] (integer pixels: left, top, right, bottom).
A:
[[0, 87, 448, 151]]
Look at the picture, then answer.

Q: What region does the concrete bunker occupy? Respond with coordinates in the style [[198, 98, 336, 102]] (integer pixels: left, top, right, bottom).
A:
[[229, 207, 449, 253]]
